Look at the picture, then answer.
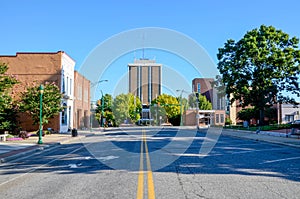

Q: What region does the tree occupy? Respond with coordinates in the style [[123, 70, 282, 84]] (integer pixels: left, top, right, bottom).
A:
[[188, 93, 212, 110], [20, 82, 63, 127], [217, 25, 300, 125], [95, 94, 115, 126], [152, 94, 180, 124], [0, 63, 19, 133], [237, 108, 258, 123], [112, 93, 142, 126]]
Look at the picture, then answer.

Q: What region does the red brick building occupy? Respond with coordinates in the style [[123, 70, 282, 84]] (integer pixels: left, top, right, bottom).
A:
[[0, 51, 90, 132], [73, 71, 90, 129]]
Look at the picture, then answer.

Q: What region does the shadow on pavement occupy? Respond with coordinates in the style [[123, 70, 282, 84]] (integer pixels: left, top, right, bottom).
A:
[[0, 128, 299, 183]]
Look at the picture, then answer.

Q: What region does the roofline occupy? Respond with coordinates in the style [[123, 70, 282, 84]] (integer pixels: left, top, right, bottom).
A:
[[0, 51, 76, 62]]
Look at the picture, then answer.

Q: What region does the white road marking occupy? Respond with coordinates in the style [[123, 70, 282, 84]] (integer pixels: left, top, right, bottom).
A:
[[260, 156, 300, 164]]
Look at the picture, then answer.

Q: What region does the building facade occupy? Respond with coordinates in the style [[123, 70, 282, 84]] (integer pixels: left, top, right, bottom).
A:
[[192, 78, 226, 110], [128, 59, 162, 104], [189, 78, 226, 126], [0, 51, 89, 133], [73, 71, 90, 129]]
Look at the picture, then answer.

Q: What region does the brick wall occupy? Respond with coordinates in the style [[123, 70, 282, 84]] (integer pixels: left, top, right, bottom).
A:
[[73, 71, 90, 129], [0, 51, 63, 132]]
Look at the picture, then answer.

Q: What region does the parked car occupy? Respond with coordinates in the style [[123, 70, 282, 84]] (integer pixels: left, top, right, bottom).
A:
[[288, 120, 300, 124]]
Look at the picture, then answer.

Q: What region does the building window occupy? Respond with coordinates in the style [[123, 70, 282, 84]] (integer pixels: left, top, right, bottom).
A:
[[84, 89, 88, 102], [77, 86, 82, 100], [69, 78, 72, 96], [216, 114, 219, 123], [62, 74, 65, 93], [66, 76, 69, 95], [285, 115, 294, 123], [197, 83, 201, 93], [220, 114, 224, 124], [62, 103, 68, 125]]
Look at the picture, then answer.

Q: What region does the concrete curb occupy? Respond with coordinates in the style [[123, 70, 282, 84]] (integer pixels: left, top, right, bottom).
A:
[[222, 129, 300, 148]]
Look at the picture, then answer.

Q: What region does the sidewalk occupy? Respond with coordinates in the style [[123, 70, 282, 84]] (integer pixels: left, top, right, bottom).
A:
[[222, 129, 300, 148], [0, 130, 94, 163]]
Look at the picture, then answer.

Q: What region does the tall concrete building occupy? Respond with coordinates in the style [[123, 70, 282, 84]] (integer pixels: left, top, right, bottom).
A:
[[128, 59, 162, 104]]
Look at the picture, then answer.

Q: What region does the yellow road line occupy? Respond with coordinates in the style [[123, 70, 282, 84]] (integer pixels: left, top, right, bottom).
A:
[[144, 133, 155, 199], [136, 131, 144, 199], [136, 130, 156, 199]]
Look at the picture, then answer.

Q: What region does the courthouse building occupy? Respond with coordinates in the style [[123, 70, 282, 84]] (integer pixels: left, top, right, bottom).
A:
[[128, 59, 162, 104]]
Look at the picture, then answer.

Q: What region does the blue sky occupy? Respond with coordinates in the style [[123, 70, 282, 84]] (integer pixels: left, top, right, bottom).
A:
[[2, 0, 300, 98]]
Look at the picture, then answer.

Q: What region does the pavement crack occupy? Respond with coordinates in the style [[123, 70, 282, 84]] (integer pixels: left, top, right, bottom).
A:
[[175, 165, 188, 199], [262, 182, 288, 199]]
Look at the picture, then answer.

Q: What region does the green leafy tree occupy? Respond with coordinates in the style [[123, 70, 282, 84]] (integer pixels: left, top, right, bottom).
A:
[[188, 94, 212, 110], [0, 63, 19, 133], [95, 94, 115, 126], [20, 82, 63, 127], [217, 25, 300, 125], [152, 94, 180, 124], [237, 108, 259, 123], [112, 93, 142, 125]]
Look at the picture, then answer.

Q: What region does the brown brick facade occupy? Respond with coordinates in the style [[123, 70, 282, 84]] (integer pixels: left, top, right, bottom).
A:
[[0, 51, 81, 132], [73, 71, 90, 129]]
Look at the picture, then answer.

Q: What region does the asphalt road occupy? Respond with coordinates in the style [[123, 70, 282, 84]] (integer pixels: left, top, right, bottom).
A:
[[0, 127, 299, 199]]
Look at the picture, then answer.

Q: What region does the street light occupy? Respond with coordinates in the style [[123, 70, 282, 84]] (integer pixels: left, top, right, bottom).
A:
[[99, 90, 105, 127], [176, 89, 185, 126], [194, 92, 200, 130], [90, 80, 108, 131], [91, 80, 108, 88], [38, 84, 44, 144]]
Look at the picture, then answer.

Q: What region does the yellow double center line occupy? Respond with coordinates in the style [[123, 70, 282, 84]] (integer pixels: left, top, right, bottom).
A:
[[136, 130, 156, 199]]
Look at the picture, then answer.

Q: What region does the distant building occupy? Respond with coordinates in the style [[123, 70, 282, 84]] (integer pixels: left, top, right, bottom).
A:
[[0, 51, 90, 132], [192, 78, 226, 110], [278, 103, 300, 124], [128, 59, 162, 104], [189, 78, 226, 126]]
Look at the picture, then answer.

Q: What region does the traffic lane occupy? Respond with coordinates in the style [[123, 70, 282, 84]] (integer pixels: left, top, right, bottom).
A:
[[1, 129, 300, 199], [153, 134, 300, 198], [155, 134, 300, 179], [0, 143, 139, 199]]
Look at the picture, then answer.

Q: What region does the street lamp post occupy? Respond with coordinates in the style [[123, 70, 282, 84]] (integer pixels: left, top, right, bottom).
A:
[[90, 80, 108, 131], [176, 89, 184, 126], [100, 90, 104, 127], [195, 92, 200, 130], [38, 84, 44, 144]]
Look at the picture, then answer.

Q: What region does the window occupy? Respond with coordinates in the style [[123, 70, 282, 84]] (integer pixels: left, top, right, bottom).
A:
[[216, 114, 219, 123], [62, 103, 68, 125], [285, 115, 294, 123], [84, 89, 88, 102], [77, 86, 82, 100], [197, 83, 201, 93], [220, 114, 224, 124], [66, 77, 69, 95], [69, 78, 72, 96], [62, 74, 65, 93]]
